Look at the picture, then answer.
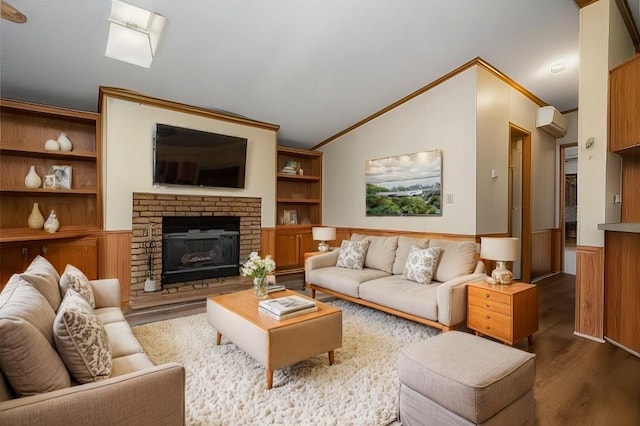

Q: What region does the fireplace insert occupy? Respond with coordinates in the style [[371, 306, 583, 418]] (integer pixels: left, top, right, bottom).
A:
[[161, 216, 240, 285]]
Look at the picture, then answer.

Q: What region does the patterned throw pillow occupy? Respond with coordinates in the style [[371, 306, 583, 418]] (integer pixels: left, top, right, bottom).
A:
[[59, 264, 95, 308], [402, 245, 442, 285], [336, 240, 370, 270], [53, 290, 112, 384]]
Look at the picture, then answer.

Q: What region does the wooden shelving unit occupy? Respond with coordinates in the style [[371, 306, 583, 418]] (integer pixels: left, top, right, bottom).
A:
[[0, 98, 102, 283], [274, 146, 322, 273]]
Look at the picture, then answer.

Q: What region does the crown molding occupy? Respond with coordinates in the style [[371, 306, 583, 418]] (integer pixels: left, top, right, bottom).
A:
[[313, 57, 547, 150], [98, 86, 280, 132]]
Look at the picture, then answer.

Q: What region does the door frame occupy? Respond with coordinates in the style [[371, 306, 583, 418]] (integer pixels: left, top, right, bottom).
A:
[[559, 142, 578, 270], [509, 124, 532, 283]]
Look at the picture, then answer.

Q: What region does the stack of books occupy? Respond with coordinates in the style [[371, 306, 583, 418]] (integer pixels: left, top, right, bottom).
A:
[[259, 295, 318, 320]]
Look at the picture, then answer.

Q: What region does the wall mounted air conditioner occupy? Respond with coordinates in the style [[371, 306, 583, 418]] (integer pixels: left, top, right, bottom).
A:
[[536, 106, 567, 138]]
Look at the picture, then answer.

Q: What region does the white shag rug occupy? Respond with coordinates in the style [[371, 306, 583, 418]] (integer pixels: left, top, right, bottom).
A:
[[131, 299, 440, 425]]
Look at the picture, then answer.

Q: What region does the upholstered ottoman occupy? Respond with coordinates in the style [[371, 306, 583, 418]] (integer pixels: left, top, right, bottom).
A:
[[398, 331, 535, 425]]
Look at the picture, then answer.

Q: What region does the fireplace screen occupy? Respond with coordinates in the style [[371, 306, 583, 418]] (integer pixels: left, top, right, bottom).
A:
[[161, 217, 240, 284]]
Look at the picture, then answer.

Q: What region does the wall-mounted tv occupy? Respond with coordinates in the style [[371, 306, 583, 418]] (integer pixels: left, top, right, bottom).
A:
[[153, 123, 248, 189]]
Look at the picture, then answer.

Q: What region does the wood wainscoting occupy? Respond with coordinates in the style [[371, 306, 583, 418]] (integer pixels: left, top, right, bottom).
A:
[[575, 245, 605, 341], [98, 230, 132, 307], [531, 228, 562, 279]]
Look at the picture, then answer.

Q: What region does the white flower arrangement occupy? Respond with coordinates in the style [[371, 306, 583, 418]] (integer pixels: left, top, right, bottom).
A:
[[242, 252, 276, 279]]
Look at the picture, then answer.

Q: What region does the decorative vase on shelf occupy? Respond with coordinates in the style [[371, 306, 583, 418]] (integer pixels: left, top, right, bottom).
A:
[[253, 276, 269, 300], [28, 203, 45, 229], [57, 133, 73, 151], [44, 210, 59, 233], [24, 165, 42, 188], [44, 139, 60, 151]]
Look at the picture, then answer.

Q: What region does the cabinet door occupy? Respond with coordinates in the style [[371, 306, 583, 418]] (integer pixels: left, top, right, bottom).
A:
[[610, 55, 640, 151], [0, 244, 30, 287], [275, 232, 300, 270], [32, 237, 98, 279]]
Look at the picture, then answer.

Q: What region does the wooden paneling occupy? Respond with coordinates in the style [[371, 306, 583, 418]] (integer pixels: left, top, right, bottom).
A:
[[334, 227, 477, 242], [575, 245, 605, 339], [531, 229, 561, 279], [622, 155, 640, 222], [260, 228, 276, 259], [604, 232, 640, 353], [98, 231, 131, 307]]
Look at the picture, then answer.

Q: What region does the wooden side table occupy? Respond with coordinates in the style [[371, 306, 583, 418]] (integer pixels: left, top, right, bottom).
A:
[[467, 281, 538, 348]]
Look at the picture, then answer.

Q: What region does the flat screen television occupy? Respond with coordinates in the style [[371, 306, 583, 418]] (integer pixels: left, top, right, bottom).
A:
[[153, 123, 248, 189]]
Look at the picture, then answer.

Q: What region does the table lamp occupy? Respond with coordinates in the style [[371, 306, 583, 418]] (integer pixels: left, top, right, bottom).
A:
[[480, 237, 520, 284], [312, 227, 336, 252]]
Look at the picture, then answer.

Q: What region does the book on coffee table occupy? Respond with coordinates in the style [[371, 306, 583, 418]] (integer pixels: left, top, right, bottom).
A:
[[267, 284, 286, 293], [258, 305, 319, 320], [259, 295, 316, 316]]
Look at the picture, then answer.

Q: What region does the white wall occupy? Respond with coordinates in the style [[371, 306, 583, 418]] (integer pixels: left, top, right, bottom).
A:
[[102, 97, 277, 230], [475, 67, 510, 234], [320, 68, 478, 234], [321, 63, 556, 236], [509, 88, 558, 231], [577, 0, 633, 246]]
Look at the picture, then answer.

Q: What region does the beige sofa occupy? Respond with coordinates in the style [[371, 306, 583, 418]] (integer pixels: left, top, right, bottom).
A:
[[0, 256, 185, 426], [306, 234, 487, 331]]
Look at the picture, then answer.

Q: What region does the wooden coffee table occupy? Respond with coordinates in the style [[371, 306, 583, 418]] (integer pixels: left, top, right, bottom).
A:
[[206, 289, 342, 389]]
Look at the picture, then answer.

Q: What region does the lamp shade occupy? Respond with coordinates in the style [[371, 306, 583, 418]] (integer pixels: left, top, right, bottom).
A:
[[480, 237, 520, 261], [312, 227, 336, 242]]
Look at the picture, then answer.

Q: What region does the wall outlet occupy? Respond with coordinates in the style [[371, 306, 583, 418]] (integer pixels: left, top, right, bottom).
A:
[[446, 194, 454, 203]]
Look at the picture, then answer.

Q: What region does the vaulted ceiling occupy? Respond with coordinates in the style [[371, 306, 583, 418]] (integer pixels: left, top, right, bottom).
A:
[[0, 1, 635, 148]]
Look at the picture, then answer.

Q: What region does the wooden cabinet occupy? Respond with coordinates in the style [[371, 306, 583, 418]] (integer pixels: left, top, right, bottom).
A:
[[0, 99, 101, 284], [274, 146, 322, 274], [0, 236, 98, 287], [610, 54, 640, 153], [467, 282, 538, 347], [274, 228, 316, 272], [604, 231, 640, 354]]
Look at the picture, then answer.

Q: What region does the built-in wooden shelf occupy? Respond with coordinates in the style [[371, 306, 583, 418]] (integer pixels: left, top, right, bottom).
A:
[[0, 147, 97, 160], [0, 188, 98, 195], [0, 226, 101, 243], [276, 173, 321, 181], [276, 198, 321, 204]]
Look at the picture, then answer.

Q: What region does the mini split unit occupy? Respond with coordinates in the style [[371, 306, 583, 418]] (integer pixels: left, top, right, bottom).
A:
[[536, 106, 567, 138]]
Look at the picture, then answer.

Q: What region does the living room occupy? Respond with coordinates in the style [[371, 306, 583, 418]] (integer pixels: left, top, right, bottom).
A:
[[1, 1, 640, 424]]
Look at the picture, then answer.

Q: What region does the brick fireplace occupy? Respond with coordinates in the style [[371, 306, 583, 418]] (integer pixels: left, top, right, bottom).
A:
[[130, 193, 261, 309]]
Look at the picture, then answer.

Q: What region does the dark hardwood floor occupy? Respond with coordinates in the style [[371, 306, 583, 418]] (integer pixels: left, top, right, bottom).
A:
[[528, 273, 640, 425], [125, 273, 640, 425]]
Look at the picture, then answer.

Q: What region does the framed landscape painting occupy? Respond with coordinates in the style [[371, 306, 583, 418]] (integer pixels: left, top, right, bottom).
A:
[[366, 150, 442, 216]]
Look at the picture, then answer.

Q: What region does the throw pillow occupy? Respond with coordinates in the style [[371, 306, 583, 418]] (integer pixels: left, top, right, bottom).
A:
[[53, 290, 112, 384], [59, 264, 95, 308], [336, 240, 370, 270], [0, 276, 70, 396], [402, 245, 442, 285], [20, 255, 62, 311], [429, 240, 477, 282]]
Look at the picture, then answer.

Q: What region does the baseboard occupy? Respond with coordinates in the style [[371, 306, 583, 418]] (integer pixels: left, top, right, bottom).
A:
[[573, 331, 605, 343], [605, 337, 640, 358]]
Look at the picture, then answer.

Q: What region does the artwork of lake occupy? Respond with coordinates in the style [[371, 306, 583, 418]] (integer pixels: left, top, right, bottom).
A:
[[365, 150, 442, 216]]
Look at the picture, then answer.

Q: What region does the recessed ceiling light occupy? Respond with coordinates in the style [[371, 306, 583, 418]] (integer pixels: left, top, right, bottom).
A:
[[550, 60, 567, 74]]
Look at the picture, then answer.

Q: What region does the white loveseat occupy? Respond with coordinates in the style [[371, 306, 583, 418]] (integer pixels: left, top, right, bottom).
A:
[[306, 234, 487, 331]]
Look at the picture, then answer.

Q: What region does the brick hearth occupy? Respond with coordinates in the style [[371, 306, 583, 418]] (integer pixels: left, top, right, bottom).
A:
[[130, 193, 261, 309]]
